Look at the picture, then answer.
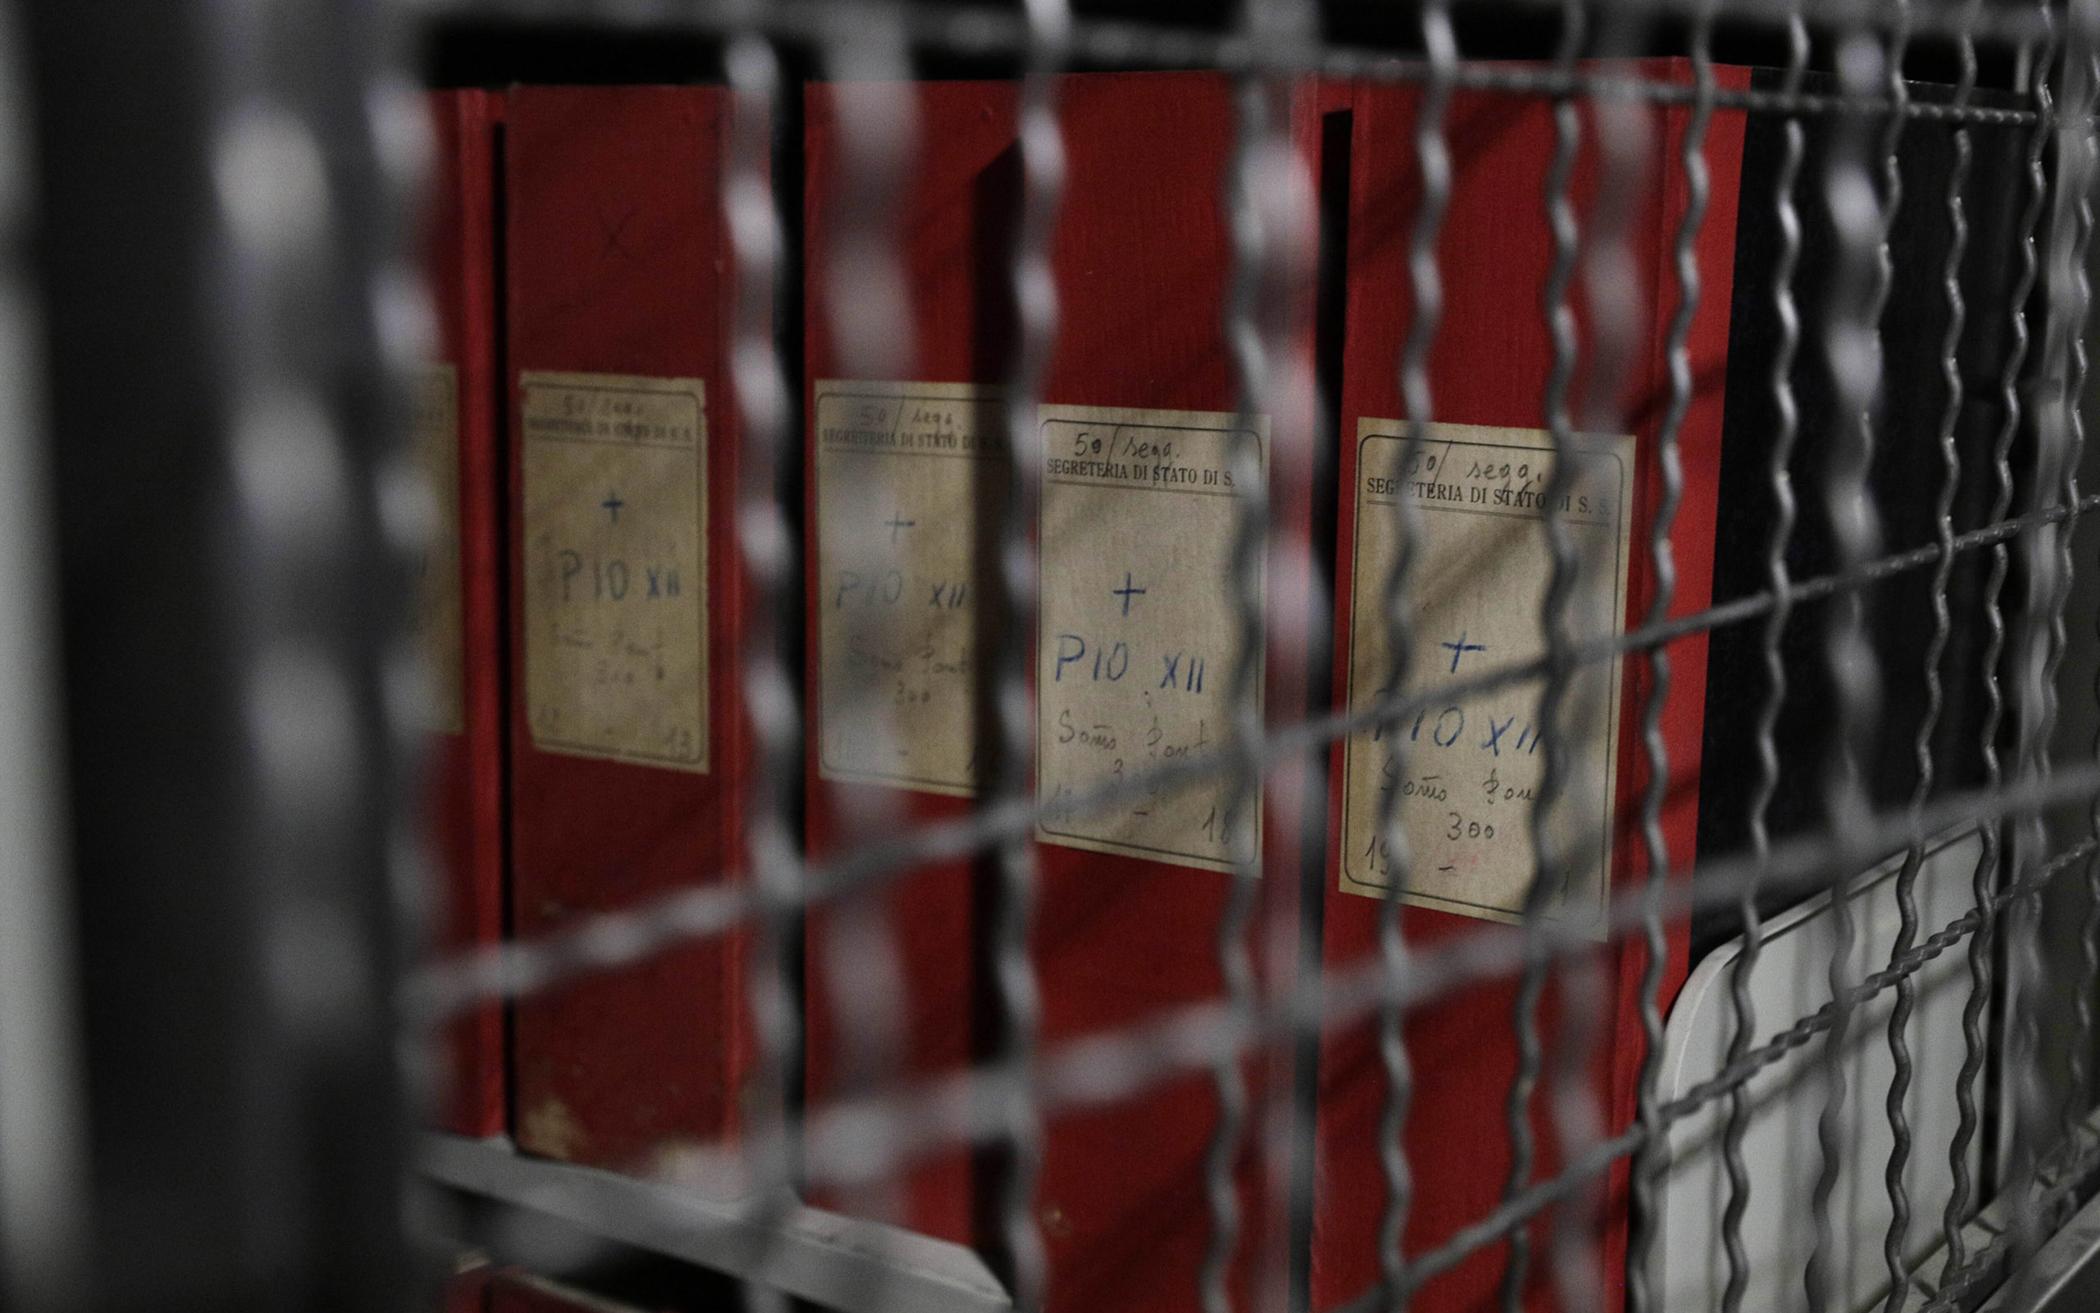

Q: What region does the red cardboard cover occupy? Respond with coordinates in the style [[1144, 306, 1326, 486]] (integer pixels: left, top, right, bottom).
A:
[[505, 85, 755, 1176], [805, 71, 1337, 1313], [1310, 63, 1748, 1312], [426, 87, 506, 1139]]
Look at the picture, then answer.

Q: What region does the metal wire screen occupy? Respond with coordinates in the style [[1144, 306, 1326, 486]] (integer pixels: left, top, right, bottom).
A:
[[8, 1, 2100, 1312]]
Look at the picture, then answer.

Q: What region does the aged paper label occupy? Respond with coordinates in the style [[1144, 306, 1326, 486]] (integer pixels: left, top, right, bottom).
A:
[[1036, 405, 1267, 872], [521, 371, 708, 772], [814, 380, 1002, 795], [412, 364, 464, 734], [1339, 420, 1633, 933]]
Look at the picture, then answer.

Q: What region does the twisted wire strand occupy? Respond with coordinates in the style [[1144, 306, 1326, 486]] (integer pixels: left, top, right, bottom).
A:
[[1804, 29, 1892, 1313], [1625, 8, 1713, 1309], [1882, 0, 1974, 1293], [2003, 6, 2088, 1300], [1531, 4, 1662, 1309], [2076, 27, 2100, 1154], [987, 2, 1068, 1306], [800, 21, 925, 1296], [2041, 0, 2099, 1155], [1203, 24, 1296, 1306], [1946, 1, 2060, 1283], [1865, 7, 1922, 1309], [1369, 3, 1455, 1307], [1545, 0, 1671, 1302], [1973, 0, 2058, 1294], [724, 29, 811, 1313], [1717, 11, 1807, 1312], [1533, 6, 1661, 1306], [1493, 1, 1590, 1306]]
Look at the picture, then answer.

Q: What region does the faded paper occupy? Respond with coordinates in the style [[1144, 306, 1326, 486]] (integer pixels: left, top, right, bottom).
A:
[[412, 364, 464, 734], [1338, 420, 1632, 933], [815, 381, 1002, 795], [521, 371, 708, 772], [1036, 405, 1267, 873]]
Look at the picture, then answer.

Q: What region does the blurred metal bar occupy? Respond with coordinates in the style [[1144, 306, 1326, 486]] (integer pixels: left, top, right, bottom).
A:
[[1806, 24, 1896, 1311], [1719, 6, 1807, 1309], [2065, 16, 2100, 1159], [807, 20, 922, 1302], [1499, 0, 1596, 1280], [982, 1, 1066, 1307], [2045, 0, 2100, 1161], [1368, 0, 1455, 1306], [19, 1, 413, 1310], [1627, 5, 1716, 1307], [1898, 0, 1979, 1300], [1873, 5, 1925, 1309], [0, 1, 86, 1306], [724, 24, 803, 1313], [1946, 0, 2056, 1272], [2004, 2, 2098, 1301], [418, 1134, 1011, 1313], [1207, 0, 1308, 1302]]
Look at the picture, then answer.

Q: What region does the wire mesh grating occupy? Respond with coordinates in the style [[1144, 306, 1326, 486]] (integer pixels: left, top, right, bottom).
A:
[[411, 2, 2100, 1310], [6, 1, 2100, 1312]]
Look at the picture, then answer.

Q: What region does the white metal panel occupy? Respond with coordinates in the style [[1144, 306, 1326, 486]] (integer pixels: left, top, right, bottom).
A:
[[1650, 829, 1985, 1313]]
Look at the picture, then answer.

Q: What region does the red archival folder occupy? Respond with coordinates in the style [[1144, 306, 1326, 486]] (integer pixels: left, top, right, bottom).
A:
[[425, 87, 505, 1139], [505, 85, 755, 1177], [804, 71, 1334, 1313], [1311, 65, 1747, 1312]]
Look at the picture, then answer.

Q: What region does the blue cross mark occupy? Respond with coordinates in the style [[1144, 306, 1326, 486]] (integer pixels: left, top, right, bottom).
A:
[[1112, 572, 1148, 616], [885, 511, 916, 543], [601, 491, 625, 524], [1440, 631, 1487, 673]]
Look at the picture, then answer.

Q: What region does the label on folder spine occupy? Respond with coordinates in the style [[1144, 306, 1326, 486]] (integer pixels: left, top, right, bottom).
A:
[[1035, 404, 1268, 873], [1339, 420, 1632, 932], [521, 371, 709, 772], [814, 380, 1002, 796]]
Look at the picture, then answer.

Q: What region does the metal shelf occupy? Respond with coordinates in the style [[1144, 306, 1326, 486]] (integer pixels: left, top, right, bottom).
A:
[[416, 1134, 1012, 1313]]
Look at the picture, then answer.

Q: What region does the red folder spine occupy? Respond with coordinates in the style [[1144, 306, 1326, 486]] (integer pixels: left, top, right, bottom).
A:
[[804, 72, 1328, 1313], [427, 87, 506, 1139], [504, 85, 753, 1175], [1310, 65, 1747, 1313], [802, 78, 1016, 1247], [1031, 73, 1322, 1313]]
